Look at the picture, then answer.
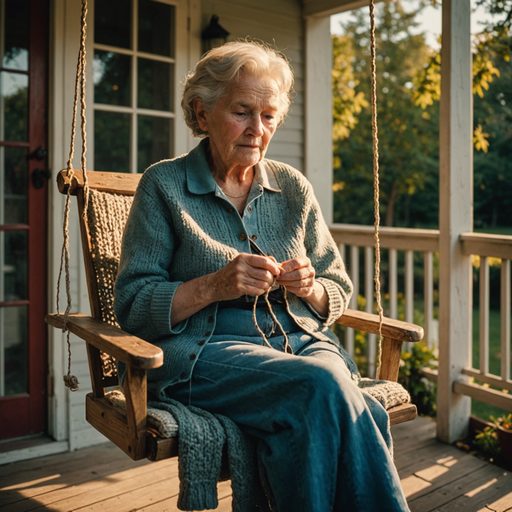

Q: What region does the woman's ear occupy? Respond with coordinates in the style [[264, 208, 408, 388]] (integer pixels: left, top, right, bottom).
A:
[[193, 98, 209, 132]]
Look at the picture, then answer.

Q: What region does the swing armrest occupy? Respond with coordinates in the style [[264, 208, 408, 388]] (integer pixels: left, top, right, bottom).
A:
[[335, 309, 423, 343], [46, 313, 164, 369]]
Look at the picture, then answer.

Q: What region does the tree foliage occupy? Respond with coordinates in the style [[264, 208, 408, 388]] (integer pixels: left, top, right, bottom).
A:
[[332, 1, 439, 227], [473, 47, 512, 229], [332, 0, 512, 231], [411, 0, 511, 150]]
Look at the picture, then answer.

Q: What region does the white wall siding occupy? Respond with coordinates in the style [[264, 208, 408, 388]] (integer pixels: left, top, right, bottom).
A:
[[201, 0, 305, 171]]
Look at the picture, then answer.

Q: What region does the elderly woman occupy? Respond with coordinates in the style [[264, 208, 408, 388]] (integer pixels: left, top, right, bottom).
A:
[[115, 41, 408, 511]]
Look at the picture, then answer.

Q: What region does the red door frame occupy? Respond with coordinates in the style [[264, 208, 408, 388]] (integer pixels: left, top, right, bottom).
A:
[[0, 0, 49, 441]]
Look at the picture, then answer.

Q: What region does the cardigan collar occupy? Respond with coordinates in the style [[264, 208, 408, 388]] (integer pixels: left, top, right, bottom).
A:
[[186, 138, 281, 195]]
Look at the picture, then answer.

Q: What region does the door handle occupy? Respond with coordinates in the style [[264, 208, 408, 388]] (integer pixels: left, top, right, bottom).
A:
[[28, 146, 47, 160], [32, 168, 51, 189]]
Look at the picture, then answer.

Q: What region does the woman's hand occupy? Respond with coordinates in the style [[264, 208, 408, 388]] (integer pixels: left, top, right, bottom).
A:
[[277, 257, 329, 317], [170, 254, 280, 327], [276, 257, 316, 298], [207, 253, 282, 302]]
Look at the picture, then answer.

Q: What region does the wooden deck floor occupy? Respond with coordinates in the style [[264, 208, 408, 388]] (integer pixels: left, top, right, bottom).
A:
[[1, 416, 511, 511]]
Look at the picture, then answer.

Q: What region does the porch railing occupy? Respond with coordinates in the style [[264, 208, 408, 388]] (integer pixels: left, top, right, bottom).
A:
[[455, 233, 512, 412], [330, 224, 440, 377], [329, 224, 512, 413]]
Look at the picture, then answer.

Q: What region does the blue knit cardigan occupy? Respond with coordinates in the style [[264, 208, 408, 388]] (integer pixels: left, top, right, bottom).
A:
[[114, 140, 355, 400]]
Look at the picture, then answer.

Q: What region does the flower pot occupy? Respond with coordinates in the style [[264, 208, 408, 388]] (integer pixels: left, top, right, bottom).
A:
[[496, 425, 512, 466]]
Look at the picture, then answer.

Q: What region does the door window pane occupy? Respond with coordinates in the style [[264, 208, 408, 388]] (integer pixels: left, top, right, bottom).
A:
[[94, 51, 131, 106], [2, 231, 28, 301], [0, 0, 30, 71], [95, 0, 132, 49], [0, 72, 28, 141], [1, 146, 28, 224], [138, 58, 173, 111], [94, 111, 131, 172], [138, 0, 175, 58], [2, 306, 28, 396], [138, 116, 172, 173]]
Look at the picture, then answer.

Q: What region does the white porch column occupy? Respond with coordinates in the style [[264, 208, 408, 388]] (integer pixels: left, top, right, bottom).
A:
[[437, 0, 473, 443], [304, 16, 333, 224]]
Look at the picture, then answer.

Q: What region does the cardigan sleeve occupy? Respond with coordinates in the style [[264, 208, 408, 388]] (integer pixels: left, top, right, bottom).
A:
[[114, 169, 188, 341], [303, 184, 353, 326]]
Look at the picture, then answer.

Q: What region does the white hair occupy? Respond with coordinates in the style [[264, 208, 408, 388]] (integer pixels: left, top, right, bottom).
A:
[[182, 41, 294, 138]]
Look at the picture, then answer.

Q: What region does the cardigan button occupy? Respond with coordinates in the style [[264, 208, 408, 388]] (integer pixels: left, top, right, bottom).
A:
[[208, 316, 214, 323], [189, 354, 196, 360], [228, 207, 234, 213], [251, 235, 257, 240], [198, 340, 206, 346], [238, 233, 246, 241], [204, 331, 211, 336], [247, 206, 253, 212], [180, 372, 186, 379]]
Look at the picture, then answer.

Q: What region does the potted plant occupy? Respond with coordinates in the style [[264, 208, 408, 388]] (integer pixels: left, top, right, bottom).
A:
[[492, 414, 512, 465]]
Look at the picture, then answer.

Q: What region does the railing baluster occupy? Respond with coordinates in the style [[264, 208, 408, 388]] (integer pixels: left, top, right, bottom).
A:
[[365, 246, 376, 377], [424, 251, 434, 348], [346, 245, 359, 358], [405, 250, 414, 351], [501, 259, 510, 382], [390, 248, 398, 320], [405, 250, 414, 323], [338, 243, 345, 263], [479, 256, 489, 375]]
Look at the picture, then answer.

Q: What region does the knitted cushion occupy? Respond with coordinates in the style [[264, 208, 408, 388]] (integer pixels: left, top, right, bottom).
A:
[[87, 189, 133, 327], [358, 378, 411, 410], [87, 189, 134, 377], [106, 389, 179, 438]]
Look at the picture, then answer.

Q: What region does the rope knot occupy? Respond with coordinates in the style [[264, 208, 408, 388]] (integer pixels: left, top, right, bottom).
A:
[[63, 373, 79, 391]]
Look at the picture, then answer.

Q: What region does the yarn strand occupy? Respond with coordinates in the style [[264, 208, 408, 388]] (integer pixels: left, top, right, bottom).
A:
[[252, 283, 291, 354]]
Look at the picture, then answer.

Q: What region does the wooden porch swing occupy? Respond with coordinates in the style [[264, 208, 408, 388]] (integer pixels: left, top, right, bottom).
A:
[[45, 0, 423, 464]]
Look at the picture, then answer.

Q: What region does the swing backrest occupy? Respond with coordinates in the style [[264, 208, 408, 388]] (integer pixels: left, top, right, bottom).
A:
[[58, 170, 142, 381]]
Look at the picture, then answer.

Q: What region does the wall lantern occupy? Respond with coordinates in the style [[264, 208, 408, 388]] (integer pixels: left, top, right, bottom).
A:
[[201, 15, 230, 52]]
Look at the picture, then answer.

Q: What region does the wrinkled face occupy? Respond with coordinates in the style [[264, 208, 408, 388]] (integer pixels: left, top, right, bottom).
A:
[[195, 74, 280, 173]]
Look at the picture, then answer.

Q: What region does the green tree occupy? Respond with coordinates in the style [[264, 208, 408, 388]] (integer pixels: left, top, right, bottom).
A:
[[412, 1, 511, 152], [333, 1, 440, 228], [473, 44, 512, 230]]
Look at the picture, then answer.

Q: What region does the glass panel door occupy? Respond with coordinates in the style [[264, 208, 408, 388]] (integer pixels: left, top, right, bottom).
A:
[[0, 0, 49, 442]]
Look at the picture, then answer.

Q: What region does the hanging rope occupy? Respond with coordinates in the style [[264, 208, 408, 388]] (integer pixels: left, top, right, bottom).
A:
[[56, 0, 90, 391], [369, 0, 384, 377]]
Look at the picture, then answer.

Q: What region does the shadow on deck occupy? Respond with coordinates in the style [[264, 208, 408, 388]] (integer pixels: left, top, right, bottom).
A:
[[0, 416, 511, 511]]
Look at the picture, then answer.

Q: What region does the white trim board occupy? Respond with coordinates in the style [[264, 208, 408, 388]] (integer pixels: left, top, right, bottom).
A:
[[0, 440, 69, 466]]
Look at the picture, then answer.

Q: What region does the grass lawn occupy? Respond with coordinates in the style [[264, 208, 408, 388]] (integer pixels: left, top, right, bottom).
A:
[[471, 307, 511, 421], [474, 227, 512, 236]]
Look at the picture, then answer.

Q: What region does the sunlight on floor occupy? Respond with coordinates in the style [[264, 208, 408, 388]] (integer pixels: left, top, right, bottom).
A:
[[2, 474, 61, 491], [465, 477, 499, 498]]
